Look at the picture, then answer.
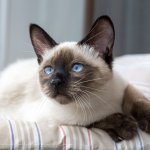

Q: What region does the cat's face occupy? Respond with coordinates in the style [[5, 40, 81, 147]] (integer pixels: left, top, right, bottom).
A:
[[37, 43, 112, 104], [30, 16, 115, 104]]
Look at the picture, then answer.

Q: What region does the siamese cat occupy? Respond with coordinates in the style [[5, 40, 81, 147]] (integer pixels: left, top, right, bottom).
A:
[[0, 15, 150, 142]]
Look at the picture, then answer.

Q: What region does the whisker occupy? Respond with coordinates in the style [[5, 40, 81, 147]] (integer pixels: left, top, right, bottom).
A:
[[84, 89, 116, 112], [76, 94, 87, 124], [83, 89, 110, 108], [74, 77, 103, 86], [72, 94, 79, 116], [37, 97, 48, 113], [79, 95, 91, 124], [73, 72, 94, 84], [81, 90, 101, 108], [79, 85, 107, 93], [79, 93, 95, 123]]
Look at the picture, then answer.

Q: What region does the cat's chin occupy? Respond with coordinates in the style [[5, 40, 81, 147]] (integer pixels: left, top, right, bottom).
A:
[[53, 95, 73, 105]]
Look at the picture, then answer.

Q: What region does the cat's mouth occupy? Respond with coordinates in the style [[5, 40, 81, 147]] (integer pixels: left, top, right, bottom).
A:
[[52, 91, 73, 104]]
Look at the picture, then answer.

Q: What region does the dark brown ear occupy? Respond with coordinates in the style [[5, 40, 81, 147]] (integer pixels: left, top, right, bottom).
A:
[[30, 24, 57, 64], [78, 15, 115, 67]]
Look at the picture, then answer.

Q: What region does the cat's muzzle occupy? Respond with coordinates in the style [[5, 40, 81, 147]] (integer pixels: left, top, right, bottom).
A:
[[49, 76, 72, 104]]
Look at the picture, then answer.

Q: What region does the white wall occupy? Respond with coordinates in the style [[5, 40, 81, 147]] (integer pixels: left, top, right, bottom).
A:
[[0, 0, 85, 70]]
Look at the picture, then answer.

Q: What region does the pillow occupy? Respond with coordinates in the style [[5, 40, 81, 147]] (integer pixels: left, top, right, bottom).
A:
[[0, 119, 149, 149], [1, 54, 150, 149]]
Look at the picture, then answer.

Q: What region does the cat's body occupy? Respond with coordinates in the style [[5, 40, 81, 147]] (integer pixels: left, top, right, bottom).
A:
[[0, 16, 150, 142], [0, 42, 126, 125]]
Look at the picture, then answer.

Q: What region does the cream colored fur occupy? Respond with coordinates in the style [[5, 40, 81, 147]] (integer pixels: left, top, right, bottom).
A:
[[0, 42, 129, 126]]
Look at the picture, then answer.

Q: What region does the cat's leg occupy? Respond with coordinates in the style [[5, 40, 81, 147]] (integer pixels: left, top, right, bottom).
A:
[[89, 113, 138, 142], [123, 85, 150, 133]]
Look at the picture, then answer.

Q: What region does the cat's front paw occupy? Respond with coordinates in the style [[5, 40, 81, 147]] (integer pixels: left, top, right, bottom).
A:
[[90, 113, 138, 142], [106, 115, 138, 142], [132, 101, 150, 133]]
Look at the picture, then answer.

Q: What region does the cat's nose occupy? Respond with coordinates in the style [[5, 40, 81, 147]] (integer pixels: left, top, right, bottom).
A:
[[50, 76, 65, 87]]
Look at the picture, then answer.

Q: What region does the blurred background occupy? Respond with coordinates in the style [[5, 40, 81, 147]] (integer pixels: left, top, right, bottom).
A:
[[0, 0, 150, 70]]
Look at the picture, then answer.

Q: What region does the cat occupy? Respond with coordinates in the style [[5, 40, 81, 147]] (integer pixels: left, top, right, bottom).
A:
[[0, 15, 150, 142]]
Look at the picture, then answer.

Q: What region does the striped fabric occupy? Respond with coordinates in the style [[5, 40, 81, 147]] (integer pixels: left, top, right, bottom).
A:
[[0, 118, 149, 150]]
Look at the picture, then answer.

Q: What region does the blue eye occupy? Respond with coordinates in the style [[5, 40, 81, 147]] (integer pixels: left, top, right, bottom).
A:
[[44, 66, 54, 75], [72, 63, 84, 73]]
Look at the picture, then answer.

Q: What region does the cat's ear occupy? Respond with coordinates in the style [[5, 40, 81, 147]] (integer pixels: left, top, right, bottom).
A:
[[78, 16, 115, 67], [30, 24, 57, 64]]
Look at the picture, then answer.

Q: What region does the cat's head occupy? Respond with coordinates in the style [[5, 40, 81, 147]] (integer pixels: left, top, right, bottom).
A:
[[30, 16, 115, 104]]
